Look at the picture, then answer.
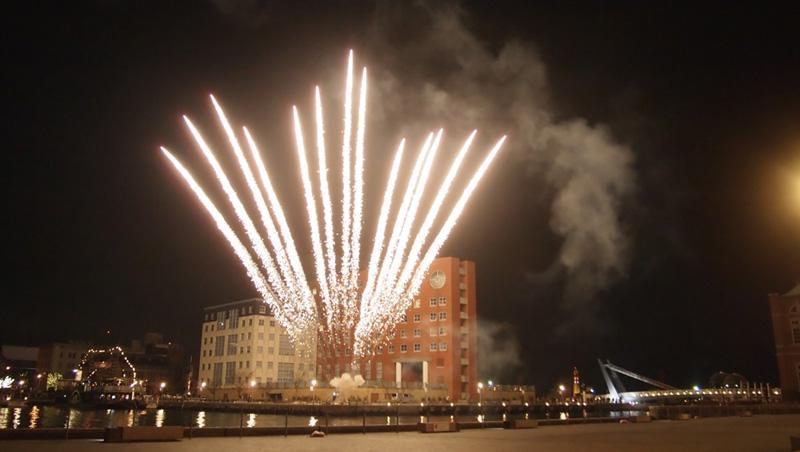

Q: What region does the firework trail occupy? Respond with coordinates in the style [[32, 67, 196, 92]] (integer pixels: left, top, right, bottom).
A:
[[162, 51, 506, 355]]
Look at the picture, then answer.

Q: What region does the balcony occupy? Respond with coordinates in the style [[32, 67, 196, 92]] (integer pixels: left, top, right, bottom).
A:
[[461, 358, 469, 366], [460, 312, 468, 320], [460, 297, 467, 305], [459, 282, 466, 290]]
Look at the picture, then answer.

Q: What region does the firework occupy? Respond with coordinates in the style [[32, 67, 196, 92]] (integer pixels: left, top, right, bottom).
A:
[[163, 51, 506, 356]]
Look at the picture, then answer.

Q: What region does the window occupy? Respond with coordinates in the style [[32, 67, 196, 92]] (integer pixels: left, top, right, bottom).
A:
[[269, 333, 275, 341], [269, 321, 276, 327], [279, 334, 294, 355], [413, 314, 421, 323], [376, 347, 383, 354], [439, 312, 447, 321], [430, 313, 437, 321], [268, 347, 274, 354], [413, 328, 421, 337], [438, 297, 447, 306], [440, 342, 448, 351], [414, 299, 421, 309], [400, 329, 407, 338], [203, 337, 207, 345], [258, 319, 265, 326], [247, 346, 251, 353], [268, 361, 274, 369], [400, 344, 407, 353], [204, 325, 208, 333], [430, 343, 438, 351], [228, 334, 238, 355], [256, 361, 263, 368], [277, 362, 294, 383], [388, 345, 395, 353], [213, 363, 223, 386], [248, 332, 252, 340], [257, 346, 264, 353], [389, 330, 396, 339], [429, 327, 437, 336], [239, 361, 243, 369], [225, 362, 236, 385], [215, 336, 225, 356], [259, 305, 267, 314], [365, 364, 372, 380], [429, 298, 437, 307], [249, 319, 253, 326], [241, 333, 245, 340], [246, 361, 250, 368], [413, 343, 421, 352], [400, 313, 408, 323], [438, 327, 446, 336], [258, 333, 264, 340], [376, 362, 383, 381]]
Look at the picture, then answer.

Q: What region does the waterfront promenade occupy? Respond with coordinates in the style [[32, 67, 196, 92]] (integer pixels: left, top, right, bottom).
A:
[[1, 414, 798, 452]]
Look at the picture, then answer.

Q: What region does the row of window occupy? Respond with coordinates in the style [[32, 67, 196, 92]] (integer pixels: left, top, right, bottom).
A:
[[392, 327, 447, 339], [200, 360, 307, 372], [385, 342, 448, 353], [411, 297, 448, 309], [203, 318, 276, 333], [207, 360, 296, 386], [400, 312, 448, 323], [203, 332, 277, 345], [203, 304, 268, 322], [204, 334, 294, 357]]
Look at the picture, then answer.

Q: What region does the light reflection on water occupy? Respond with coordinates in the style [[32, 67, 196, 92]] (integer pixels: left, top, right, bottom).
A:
[[0, 406, 643, 429], [28, 406, 39, 429], [12, 408, 21, 429]]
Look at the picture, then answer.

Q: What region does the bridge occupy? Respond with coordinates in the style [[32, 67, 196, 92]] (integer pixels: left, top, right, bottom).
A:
[[597, 359, 781, 403]]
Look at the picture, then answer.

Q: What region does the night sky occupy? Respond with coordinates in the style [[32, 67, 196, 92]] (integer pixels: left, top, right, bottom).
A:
[[4, 1, 800, 392]]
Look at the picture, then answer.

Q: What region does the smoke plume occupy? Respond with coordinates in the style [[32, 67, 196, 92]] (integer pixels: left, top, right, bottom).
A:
[[365, 3, 636, 329]]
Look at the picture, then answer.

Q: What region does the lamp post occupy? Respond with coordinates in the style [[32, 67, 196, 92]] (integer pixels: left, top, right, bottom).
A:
[[558, 384, 566, 403], [477, 382, 484, 405]]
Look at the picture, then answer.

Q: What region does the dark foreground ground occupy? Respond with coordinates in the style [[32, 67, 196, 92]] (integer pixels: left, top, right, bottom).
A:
[[1, 415, 798, 452]]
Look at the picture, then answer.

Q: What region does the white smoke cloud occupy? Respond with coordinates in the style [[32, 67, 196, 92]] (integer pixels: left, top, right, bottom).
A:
[[365, 3, 635, 326]]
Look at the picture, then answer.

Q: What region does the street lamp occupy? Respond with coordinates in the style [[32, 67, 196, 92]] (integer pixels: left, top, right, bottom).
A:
[[250, 380, 256, 388], [160, 382, 166, 392], [558, 384, 566, 403], [477, 382, 484, 404]]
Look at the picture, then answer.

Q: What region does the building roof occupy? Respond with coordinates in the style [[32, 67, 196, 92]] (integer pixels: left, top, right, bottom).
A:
[[1, 345, 39, 366], [784, 283, 800, 297]]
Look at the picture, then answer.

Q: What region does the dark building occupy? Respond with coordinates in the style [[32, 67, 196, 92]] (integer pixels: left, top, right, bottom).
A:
[[768, 284, 800, 401]]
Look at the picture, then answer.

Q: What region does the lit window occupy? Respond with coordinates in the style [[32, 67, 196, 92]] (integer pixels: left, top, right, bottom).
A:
[[414, 299, 421, 309], [439, 327, 446, 336], [430, 343, 438, 351], [400, 344, 407, 353], [439, 312, 447, 321], [429, 327, 437, 336], [413, 343, 421, 352], [430, 313, 437, 321], [440, 342, 447, 351]]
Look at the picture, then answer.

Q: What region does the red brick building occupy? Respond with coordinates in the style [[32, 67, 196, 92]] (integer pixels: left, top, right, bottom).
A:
[[768, 284, 800, 401], [317, 256, 479, 402]]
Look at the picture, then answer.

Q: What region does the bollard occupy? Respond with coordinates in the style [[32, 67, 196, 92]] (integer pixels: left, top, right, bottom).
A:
[[396, 404, 400, 433], [284, 409, 289, 437], [363, 413, 366, 434]]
